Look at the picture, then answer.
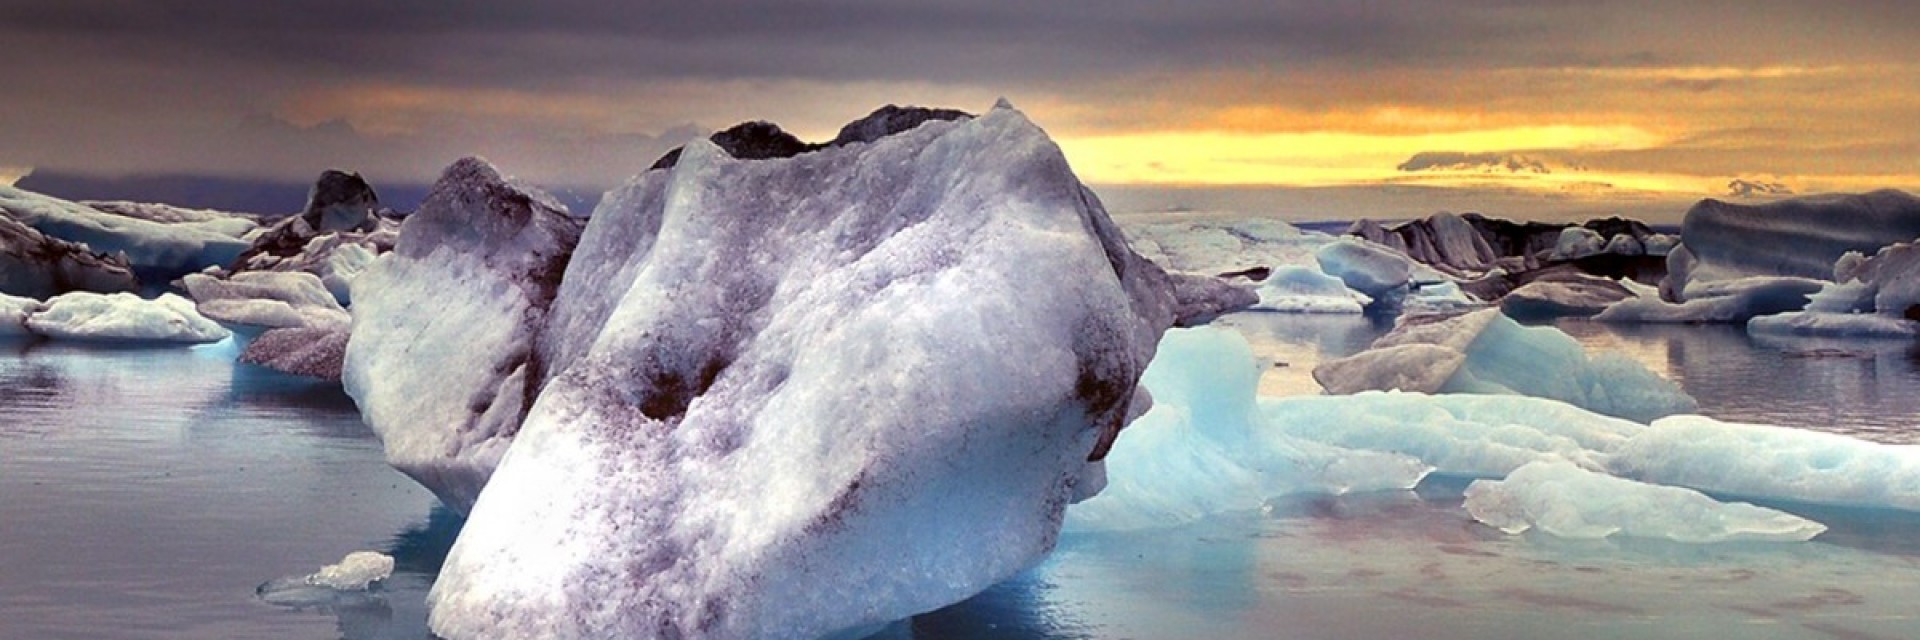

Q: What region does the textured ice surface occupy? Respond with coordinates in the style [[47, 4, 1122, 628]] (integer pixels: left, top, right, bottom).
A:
[[1267, 391, 1641, 478], [0, 184, 250, 278], [1315, 237, 1415, 312], [312, 551, 395, 590], [1315, 309, 1696, 422], [1464, 460, 1826, 542], [1124, 218, 1333, 276], [183, 271, 350, 331], [1252, 265, 1369, 313], [395, 104, 1185, 639], [1613, 415, 1920, 512], [1662, 189, 1920, 300], [82, 200, 258, 236], [23, 291, 229, 343], [1066, 329, 1427, 532], [1598, 276, 1824, 324], [343, 157, 582, 512]]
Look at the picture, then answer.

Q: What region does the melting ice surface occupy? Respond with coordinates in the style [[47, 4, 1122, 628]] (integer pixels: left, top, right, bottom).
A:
[[10, 312, 1920, 638]]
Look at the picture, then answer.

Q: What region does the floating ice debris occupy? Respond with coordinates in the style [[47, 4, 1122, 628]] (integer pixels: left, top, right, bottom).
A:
[[1465, 460, 1827, 543], [256, 551, 395, 608]]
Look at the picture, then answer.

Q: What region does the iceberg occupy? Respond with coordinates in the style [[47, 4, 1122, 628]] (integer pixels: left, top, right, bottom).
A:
[[1125, 217, 1333, 276], [23, 291, 229, 343], [0, 183, 251, 279], [1597, 276, 1824, 324], [1464, 460, 1827, 543], [351, 104, 1191, 639], [0, 212, 138, 298], [1662, 189, 1920, 300], [1313, 309, 1696, 422], [1747, 240, 1920, 337], [231, 170, 400, 306], [1612, 415, 1920, 512], [1251, 265, 1370, 313], [1315, 237, 1414, 311], [1065, 328, 1428, 532], [183, 271, 350, 332], [1265, 391, 1641, 478], [82, 200, 258, 237], [1548, 227, 1607, 261], [344, 157, 583, 512]]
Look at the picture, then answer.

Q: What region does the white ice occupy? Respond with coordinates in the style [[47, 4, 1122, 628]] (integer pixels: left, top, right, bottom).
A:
[[1314, 309, 1697, 422], [256, 550, 396, 608], [1251, 265, 1370, 314], [23, 291, 229, 343], [1748, 239, 1920, 337], [183, 271, 350, 331], [1613, 415, 1920, 512], [1066, 328, 1428, 532], [1464, 460, 1827, 543], [1, 292, 36, 337], [1266, 391, 1641, 478]]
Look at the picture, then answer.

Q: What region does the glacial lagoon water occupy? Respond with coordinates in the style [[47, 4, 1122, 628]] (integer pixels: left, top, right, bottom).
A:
[[5, 313, 1920, 639]]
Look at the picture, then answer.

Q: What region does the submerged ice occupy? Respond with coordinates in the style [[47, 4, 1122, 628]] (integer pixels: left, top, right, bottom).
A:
[[1464, 460, 1827, 543]]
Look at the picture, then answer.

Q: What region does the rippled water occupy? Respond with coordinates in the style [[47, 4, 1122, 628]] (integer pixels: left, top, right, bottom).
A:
[[6, 312, 1920, 639]]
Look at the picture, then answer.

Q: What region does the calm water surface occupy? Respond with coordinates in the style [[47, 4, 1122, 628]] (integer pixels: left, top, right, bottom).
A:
[[6, 311, 1920, 639]]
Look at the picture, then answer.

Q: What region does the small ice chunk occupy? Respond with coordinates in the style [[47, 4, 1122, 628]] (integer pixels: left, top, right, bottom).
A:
[[1464, 460, 1827, 543], [1252, 265, 1370, 314], [310, 551, 395, 590], [257, 551, 395, 608]]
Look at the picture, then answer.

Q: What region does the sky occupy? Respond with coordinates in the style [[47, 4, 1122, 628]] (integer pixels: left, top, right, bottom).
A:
[[2, 1, 1916, 221]]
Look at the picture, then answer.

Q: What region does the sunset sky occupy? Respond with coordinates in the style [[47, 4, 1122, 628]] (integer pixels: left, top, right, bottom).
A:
[[2, 1, 1916, 221]]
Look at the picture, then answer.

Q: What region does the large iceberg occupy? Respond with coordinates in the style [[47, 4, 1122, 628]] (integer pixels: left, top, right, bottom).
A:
[[1662, 189, 1920, 301], [0, 184, 251, 279], [351, 104, 1193, 638], [1065, 328, 1428, 532], [23, 291, 229, 343], [344, 158, 583, 511], [1463, 460, 1826, 543], [1312, 309, 1696, 422]]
